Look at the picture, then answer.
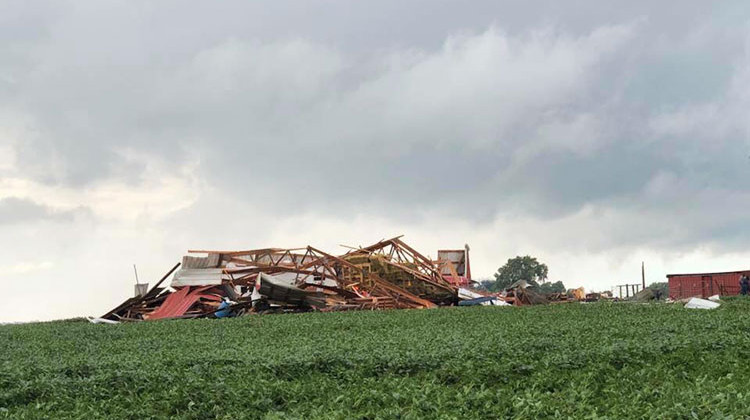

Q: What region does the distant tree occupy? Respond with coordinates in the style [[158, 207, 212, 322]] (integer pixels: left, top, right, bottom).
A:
[[648, 282, 668, 298], [477, 279, 495, 291], [537, 281, 566, 294], [490, 256, 549, 291]]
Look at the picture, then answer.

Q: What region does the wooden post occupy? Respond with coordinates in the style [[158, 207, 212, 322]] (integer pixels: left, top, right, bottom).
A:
[[641, 262, 646, 290], [464, 244, 471, 281]]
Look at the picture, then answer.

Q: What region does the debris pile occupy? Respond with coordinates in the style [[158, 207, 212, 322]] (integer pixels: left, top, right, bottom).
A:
[[102, 236, 468, 321], [100, 236, 562, 322], [684, 297, 720, 310], [504, 286, 549, 305]]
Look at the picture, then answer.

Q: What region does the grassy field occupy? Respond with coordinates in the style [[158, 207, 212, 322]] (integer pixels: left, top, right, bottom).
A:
[[2, 300, 750, 419]]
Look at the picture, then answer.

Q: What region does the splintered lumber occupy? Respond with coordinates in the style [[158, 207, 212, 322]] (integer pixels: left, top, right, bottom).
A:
[[101, 262, 181, 320], [103, 235, 464, 321], [368, 273, 437, 309]]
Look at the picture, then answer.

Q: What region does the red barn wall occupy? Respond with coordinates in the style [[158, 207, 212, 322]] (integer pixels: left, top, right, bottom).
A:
[[667, 270, 748, 299]]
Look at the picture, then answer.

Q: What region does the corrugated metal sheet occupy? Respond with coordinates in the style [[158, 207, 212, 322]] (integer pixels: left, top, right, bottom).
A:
[[171, 268, 225, 287], [148, 286, 219, 320], [267, 272, 304, 286], [258, 272, 315, 305], [667, 270, 747, 299], [182, 253, 220, 269]]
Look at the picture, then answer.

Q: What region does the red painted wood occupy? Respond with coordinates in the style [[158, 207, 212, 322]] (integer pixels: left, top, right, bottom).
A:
[[667, 270, 747, 299]]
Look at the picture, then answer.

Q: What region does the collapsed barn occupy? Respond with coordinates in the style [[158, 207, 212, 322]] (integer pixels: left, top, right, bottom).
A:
[[102, 236, 491, 321]]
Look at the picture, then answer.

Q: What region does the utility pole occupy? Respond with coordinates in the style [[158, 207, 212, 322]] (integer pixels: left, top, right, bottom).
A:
[[641, 261, 646, 290]]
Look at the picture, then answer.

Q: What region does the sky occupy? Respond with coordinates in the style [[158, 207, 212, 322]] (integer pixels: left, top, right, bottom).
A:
[[1, 1, 749, 322]]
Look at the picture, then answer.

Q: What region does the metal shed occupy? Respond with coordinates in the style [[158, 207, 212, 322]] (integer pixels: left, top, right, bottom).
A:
[[667, 270, 747, 299]]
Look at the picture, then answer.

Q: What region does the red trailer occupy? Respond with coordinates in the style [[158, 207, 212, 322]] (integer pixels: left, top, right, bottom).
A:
[[666, 270, 746, 299]]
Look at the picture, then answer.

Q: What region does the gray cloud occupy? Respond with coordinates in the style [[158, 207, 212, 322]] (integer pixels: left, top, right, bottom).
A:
[[1, 0, 749, 252], [3, 1, 750, 322], [0, 197, 88, 225]]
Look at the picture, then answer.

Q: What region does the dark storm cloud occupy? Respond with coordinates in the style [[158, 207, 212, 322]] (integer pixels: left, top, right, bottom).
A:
[[1, 0, 749, 251]]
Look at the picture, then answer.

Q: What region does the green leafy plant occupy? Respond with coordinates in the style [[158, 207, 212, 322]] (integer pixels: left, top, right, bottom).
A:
[[2, 300, 750, 418]]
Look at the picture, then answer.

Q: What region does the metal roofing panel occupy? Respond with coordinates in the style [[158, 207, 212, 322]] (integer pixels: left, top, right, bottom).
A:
[[182, 253, 220, 269], [148, 286, 217, 320], [171, 268, 225, 287], [258, 272, 314, 305]]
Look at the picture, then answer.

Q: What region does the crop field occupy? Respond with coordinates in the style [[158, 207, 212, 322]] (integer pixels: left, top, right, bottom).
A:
[[2, 300, 750, 419]]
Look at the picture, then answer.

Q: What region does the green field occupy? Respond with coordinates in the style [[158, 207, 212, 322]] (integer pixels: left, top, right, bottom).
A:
[[2, 300, 750, 419]]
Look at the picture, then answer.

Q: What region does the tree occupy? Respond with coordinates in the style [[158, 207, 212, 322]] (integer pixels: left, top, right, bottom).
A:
[[537, 281, 566, 294], [490, 256, 549, 291], [647, 282, 668, 298], [477, 279, 495, 291]]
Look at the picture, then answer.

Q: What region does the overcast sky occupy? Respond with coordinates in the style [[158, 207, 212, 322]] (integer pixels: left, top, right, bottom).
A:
[[1, 1, 748, 322]]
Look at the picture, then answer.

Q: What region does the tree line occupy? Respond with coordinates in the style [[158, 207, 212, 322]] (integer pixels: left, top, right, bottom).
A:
[[481, 255, 670, 297]]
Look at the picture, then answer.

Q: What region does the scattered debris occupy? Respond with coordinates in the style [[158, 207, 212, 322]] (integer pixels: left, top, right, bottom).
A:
[[458, 296, 509, 306], [569, 287, 585, 301], [87, 317, 119, 324], [684, 297, 720, 310], [584, 292, 601, 302], [512, 288, 549, 305], [631, 288, 656, 302], [547, 293, 569, 303]]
